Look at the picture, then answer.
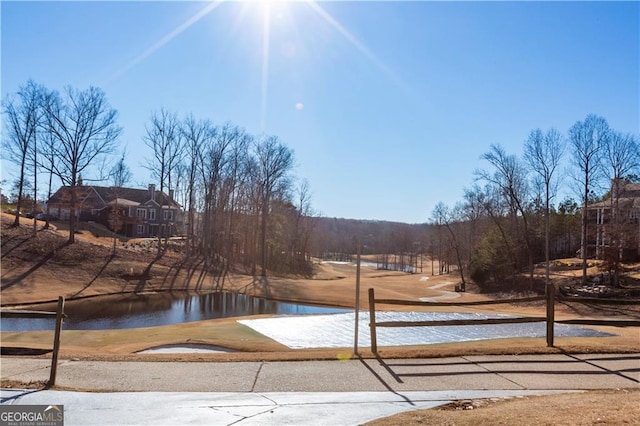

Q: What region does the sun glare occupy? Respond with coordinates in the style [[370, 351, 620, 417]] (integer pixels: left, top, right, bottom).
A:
[[260, 1, 272, 132], [108, 0, 406, 130], [109, 1, 225, 83]]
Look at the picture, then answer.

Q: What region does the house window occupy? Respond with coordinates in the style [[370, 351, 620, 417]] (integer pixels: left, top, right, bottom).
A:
[[137, 208, 146, 219], [148, 209, 156, 220], [136, 224, 145, 235], [630, 210, 640, 219], [164, 210, 173, 221]]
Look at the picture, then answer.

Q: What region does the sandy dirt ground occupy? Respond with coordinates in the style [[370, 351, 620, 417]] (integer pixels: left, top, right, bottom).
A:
[[2, 213, 639, 425], [1, 212, 638, 360], [364, 388, 640, 426]]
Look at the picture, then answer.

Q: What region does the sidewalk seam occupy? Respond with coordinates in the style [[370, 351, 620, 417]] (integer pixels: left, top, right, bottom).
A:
[[566, 353, 640, 385], [251, 362, 265, 392], [462, 356, 527, 390]]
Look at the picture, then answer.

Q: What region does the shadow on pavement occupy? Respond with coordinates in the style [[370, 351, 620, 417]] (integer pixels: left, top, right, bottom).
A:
[[357, 355, 414, 406], [378, 354, 640, 383], [1, 347, 52, 356]]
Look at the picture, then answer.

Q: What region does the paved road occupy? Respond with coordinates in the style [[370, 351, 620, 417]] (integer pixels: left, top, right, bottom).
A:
[[2, 353, 639, 425], [1, 389, 579, 426]]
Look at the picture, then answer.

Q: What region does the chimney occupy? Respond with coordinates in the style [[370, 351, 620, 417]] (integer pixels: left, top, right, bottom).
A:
[[149, 184, 156, 201], [612, 177, 627, 199], [168, 189, 174, 202]]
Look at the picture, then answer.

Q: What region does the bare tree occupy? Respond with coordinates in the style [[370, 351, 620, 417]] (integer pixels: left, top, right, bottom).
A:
[[220, 129, 252, 276], [253, 135, 294, 277], [108, 152, 132, 255], [39, 131, 58, 230], [42, 85, 121, 243], [289, 179, 318, 273], [432, 202, 466, 289], [144, 108, 183, 255], [461, 184, 488, 265], [111, 151, 132, 188], [568, 114, 609, 284], [477, 144, 535, 288], [601, 131, 640, 283], [465, 184, 510, 245], [604, 131, 640, 203], [2, 80, 43, 229], [181, 114, 209, 256], [524, 128, 564, 292], [197, 122, 235, 269]]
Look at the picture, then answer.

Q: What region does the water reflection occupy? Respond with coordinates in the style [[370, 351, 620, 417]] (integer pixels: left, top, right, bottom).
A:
[[0, 292, 349, 331]]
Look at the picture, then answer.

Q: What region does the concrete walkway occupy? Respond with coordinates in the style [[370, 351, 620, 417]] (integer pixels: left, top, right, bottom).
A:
[[2, 353, 639, 425]]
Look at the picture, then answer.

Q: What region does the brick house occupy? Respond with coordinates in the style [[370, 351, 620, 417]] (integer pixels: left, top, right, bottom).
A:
[[46, 184, 183, 238], [587, 179, 640, 261]]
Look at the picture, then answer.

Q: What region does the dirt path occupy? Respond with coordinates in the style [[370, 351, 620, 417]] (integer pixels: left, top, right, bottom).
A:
[[418, 278, 461, 301]]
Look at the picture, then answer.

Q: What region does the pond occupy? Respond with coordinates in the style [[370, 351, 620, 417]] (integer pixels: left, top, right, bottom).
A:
[[324, 260, 416, 273], [0, 292, 350, 331]]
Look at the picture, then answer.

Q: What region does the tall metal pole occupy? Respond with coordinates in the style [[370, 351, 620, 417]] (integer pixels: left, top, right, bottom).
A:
[[354, 241, 361, 354]]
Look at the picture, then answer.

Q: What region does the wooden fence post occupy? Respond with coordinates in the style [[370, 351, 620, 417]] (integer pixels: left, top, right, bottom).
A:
[[49, 296, 65, 387], [368, 288, 377, 354], [546, 284, 555, 347]]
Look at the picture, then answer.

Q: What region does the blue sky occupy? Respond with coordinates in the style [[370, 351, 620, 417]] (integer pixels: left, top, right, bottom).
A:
[[2, 1, 638, 224]]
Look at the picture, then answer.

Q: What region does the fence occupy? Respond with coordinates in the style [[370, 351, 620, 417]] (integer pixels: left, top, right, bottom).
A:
[[367, 288, 640, 354], [0, 296, 66, 386]]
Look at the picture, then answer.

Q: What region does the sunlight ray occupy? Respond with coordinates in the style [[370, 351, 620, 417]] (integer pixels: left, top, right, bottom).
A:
[[261, 3, 272, 132], [304, 0, 410, 94], [108, 1, 225, 83]]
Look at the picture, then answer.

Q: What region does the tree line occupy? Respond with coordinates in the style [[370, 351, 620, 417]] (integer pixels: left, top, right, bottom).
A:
[[2, 80, 317, 278], [5, 79, 638, 286], [430, 115, 639, 292]]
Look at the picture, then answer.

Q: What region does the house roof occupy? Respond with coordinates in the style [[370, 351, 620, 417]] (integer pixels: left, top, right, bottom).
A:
[[48, 185, 181, 209], [106, 198, 140, 207], [589, 197, 640, 209], [613, 182, 640, 199], [588, 181, 640, 209]]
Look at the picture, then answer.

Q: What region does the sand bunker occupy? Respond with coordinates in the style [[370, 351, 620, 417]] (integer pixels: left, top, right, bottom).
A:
[[137, 344, 236, 354]]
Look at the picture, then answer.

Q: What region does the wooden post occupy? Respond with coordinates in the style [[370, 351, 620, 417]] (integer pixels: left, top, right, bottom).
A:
[[368, 288, 377, 354], [546, 283, 555, 347], [354, 242, 361, 354], [49, 296, 65, 386]]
